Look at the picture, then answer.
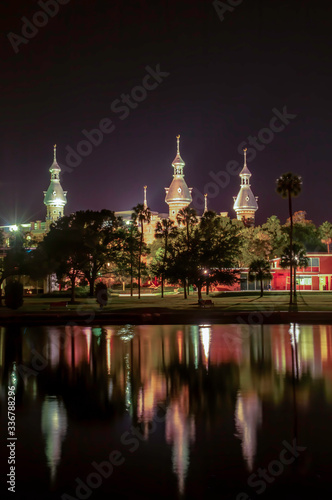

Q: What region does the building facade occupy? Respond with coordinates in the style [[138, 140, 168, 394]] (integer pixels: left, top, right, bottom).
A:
[[270, 253, 332, 291]]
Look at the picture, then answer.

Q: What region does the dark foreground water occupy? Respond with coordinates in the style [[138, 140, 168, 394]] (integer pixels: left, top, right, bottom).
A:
[[1, 323, 332, 500]]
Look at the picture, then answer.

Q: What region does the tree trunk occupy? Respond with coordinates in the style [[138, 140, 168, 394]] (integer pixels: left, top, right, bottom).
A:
[[89, 278, 94, 297], [183, 279, 187, 299], [162, 234, 167, 299], [293, 266, 297, 302], [70, 275, 76, 304], [288, 192, 293, 306], [260, 278, 263, 297], [197, 284, 202, 300], [0, 277, 3, 307], [187, 280, 190, 296], [130, 255, 133, 296], [90, 267, 98, 297], [206, 280, 209, 296]]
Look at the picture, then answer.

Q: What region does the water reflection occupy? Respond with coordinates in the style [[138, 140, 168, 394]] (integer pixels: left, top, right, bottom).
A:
[[1, 324, 332, 498], [41, 396, 68, 485]]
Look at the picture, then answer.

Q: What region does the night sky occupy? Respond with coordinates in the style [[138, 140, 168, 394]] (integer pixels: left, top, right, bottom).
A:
[[2, 0, 332, 227]]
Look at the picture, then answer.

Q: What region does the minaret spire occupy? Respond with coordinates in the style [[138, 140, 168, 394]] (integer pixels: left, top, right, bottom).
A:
[[44, 145, 67, 231], [165, 135, 192, 221], [233, 148, 258, 226], [204, 193, 208, 214], [143, 185, 147, 209]]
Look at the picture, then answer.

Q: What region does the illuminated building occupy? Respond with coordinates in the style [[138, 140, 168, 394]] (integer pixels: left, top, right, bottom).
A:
[[43, 144, 67, 230], [233, 148, 258, 226], [165, 135, 193, 221], [270, 253, 332, 291]]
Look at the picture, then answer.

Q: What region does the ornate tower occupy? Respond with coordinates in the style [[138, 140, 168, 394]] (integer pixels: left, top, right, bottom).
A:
[[43, 145, 67, 230], [165, 135, 192, 221], [233, 148, 258, 226]]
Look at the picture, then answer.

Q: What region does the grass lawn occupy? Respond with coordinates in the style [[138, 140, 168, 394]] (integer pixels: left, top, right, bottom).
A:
[[1, 290, 332, 315]]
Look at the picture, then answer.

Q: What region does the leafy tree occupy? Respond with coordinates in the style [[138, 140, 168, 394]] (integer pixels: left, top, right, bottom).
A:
[[132, 204, 151, 299], [239, 226, 272, 267], [248, 258, 272, 297], [261, 216, 288, 258], [68, 210, 122, 297], [38, 217, 86, 303], [165, 213, 241, 299], [0, 230, 27, 307], [319, 221, 332, 253], [276, 172, 302, 307], [284, 211, 325, 252], [154, 218, 178, 298], [34, 210, 124, 302]]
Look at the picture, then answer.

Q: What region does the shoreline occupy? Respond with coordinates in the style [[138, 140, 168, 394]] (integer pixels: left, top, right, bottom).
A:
[[1, 309, 332, 326]]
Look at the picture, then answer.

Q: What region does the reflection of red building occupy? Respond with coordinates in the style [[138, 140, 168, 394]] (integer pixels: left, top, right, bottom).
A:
[[270, 253, 332, 291]]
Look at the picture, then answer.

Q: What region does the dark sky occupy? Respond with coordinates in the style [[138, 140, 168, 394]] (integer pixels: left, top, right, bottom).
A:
[[1, 0, 332, 226]]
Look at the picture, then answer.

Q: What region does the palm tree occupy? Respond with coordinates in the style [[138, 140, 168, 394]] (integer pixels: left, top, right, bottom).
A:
[[248, 258, 272, 297], [155, 218, 177, 298], [280, 242, 308, 301], [276, 173, 302, 307], [132, 204, 151, 299], [176, 207, 198, 296], [176, 207, 198, 250]]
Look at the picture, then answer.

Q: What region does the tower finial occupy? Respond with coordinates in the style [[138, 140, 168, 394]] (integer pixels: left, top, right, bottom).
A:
[[204, 193, 208, 214], [143, 185, 147, 209], [54, 144, 57, 161], [176, 135, 180, 154], [243, 147, 247, 167]]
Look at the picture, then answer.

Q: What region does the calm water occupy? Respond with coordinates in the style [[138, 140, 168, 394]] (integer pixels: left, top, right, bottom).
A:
[[1, 323, 332, 499]]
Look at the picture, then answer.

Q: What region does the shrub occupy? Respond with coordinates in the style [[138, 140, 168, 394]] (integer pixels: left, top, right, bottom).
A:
[[5, 282, 23, 310]]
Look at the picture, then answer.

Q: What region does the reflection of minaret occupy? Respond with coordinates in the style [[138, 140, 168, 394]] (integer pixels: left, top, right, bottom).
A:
[[41, 396, 68, 485], [190, 326, 199, 370], [234, 390, 262, 471], [165, 386, 195, 496], [199, 325, 211, 371]]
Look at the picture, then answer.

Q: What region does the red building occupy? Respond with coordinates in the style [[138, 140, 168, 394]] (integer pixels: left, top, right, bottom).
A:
[[270, 253, 332, 291]]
